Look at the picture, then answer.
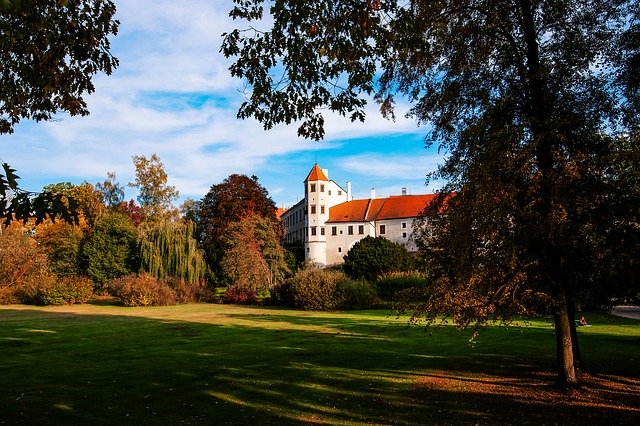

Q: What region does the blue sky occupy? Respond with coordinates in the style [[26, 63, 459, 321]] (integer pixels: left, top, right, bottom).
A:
[[2, 0, 444, 208]]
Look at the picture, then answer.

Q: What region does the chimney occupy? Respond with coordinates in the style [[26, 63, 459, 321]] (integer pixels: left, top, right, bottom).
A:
[[402, 187, 407, 196], [370, 188, 376, 199], [346, 181, 352, 201]]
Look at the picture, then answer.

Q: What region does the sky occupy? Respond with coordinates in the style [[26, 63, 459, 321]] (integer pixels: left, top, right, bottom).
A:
[[2, 0, 444, 209]]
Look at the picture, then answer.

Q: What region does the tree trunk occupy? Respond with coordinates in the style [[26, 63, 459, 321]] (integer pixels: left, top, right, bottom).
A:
[[553, 288, 579, 386], [565, 285, 583, 370]]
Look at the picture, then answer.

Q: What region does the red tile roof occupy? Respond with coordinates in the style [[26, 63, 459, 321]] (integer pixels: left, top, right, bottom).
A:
[[327, 194, 438, 223], [305, 164, 329, 182]]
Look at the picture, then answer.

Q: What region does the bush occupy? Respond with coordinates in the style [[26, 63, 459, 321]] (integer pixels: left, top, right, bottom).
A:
[[0, 224, 57, 305], [374, 271, 431, 301], [107, 274, 211, 307], [80, 212, 139, 290], [335, 278, 377, 310], [343, 236, 415, 281], [279, 267, 375, 310], [40, 276, 94, 305], [107, 274, 175, 307], [223, 286, 259, 305]]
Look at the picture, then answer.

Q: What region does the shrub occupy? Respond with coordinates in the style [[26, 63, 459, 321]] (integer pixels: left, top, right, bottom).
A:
[[107, 274, 176, 307], [165, 276, 212, 303], [40, 276, 94, 305], [80, 212, 138, 290], [343, 236, 415, 281], [374, 271, 431, 301], [0, 224, 57, 305], [223, 286, 259, 305], [335, 278, 377, 310], [270, 280, 295, 307]]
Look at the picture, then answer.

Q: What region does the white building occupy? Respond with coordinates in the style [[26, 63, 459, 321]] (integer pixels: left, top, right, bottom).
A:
[[280, 164, 437, 265]]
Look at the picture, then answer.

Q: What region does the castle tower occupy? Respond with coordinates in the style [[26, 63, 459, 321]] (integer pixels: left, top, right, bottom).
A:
[[304, 164, 330, 264]]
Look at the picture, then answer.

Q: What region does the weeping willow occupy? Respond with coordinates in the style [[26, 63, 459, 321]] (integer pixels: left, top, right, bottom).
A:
[[139, 220, 207, 284]]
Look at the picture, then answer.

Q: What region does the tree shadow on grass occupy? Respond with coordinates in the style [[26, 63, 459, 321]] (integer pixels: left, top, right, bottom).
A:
[[0, 306, 638, 425]]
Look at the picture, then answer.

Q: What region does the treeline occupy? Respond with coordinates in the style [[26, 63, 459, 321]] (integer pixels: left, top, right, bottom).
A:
[[0, 155, 420, 308]]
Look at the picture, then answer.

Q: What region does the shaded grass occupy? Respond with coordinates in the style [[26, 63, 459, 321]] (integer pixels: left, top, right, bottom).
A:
[[0, 304, 638, 425]]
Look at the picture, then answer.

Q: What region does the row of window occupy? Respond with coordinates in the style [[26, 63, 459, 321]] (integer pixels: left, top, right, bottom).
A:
[[285, 222, 409, 241]]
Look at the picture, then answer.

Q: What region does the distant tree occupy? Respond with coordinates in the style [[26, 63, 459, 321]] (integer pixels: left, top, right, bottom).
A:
[[0, 0, 119, 223], [222, 0, 637, 386], [139, 221, 208, 285], [128, 154, 179, 222], [35, 220, 86, 278], [118, 199, 143, 226], [199, 174, 279, 271], [80, 212, 138, 289], [220, 214, 287, 301], [43, 181, 105, 226], [343, 236, 415, 281], [96, 172, 125, 209]]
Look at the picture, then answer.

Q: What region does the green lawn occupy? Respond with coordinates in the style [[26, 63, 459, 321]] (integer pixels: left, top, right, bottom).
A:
[[0, 303, 638, 425]]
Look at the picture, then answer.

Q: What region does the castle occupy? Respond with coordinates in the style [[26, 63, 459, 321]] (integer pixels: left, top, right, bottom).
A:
[[280, 164, 437, 265]]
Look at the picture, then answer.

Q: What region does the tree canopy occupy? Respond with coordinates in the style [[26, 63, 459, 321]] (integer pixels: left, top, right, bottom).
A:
[[128, 154, 179, 222], [223, 0, 638, 386], [1, 0, 119, 223]]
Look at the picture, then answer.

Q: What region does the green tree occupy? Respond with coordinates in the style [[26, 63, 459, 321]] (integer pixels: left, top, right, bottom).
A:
[[222, 0, 638, 386], [0, 0, 119, 223], [139, 220, 208, 285], [80, 212, 138, 289], [199, 174, 279, 272], [128, 154, 179, 222], [343, 236, 414, 281]]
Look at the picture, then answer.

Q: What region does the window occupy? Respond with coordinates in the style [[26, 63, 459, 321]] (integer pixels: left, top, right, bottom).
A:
[[348, 225, 353, 235], [402, 232, 407, 239], [320, 184, 325, 192], [331, 226, 337, 236], [310, 205, 316, 214], [310, 183, 316, 192], [338, 247, 342, 253], [311, 227, 317, 236], [380, 224, 386, 235], [338, 190, 342, 195], [320, 227, 325, 236], [320, 205, 325, 214], [328, 190, 332, 195], [358, 225, 364, 234], [402, 222, 407, 229]]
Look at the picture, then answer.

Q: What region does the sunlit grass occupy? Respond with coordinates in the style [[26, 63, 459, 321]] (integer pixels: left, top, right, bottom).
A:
[[0, 303, 638, 424]]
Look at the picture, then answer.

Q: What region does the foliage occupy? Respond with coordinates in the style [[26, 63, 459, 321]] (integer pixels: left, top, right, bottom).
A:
[[223, 0, 638, 386], [96, 172, 125, 209], [1, 161, 79, 225], [0, 223, 57, 304], [107, 273, 210, 307], [34, 220, 86, 277], [199, 174, 279, 270], [80, 212, 138, 289], [220, 214, 287, 302], [374, 271, 431, 301], [280, 267, 372, 310], [128, 154, 179, 222], [0, 0, 119, 133], [43, 181, 105, 227], [334, 278, 377, 310], [139, 220, 208, 285], [107, 273, 175, 307], [343, 236, 415, 281], [118, 199, 143, 226], [0, 0, 118, 223], [40, 276, 93, 306]]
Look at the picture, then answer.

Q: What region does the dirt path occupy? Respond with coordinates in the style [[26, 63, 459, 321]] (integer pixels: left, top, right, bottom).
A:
[[610, 305, 640, 320]]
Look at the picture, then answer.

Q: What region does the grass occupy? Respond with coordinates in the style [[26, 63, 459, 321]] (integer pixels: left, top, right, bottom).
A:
[[0, 303, 638, 425]]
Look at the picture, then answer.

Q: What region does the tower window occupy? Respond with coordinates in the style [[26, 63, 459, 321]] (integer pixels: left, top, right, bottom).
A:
[[310, 183, 316, 192]]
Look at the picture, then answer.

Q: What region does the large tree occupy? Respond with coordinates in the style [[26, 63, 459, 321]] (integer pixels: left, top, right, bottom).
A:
[[128, 154, 179, 222], [1, 0, 119, 223], [198, 174, 279, 274], [222, 0, 638, 385]]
